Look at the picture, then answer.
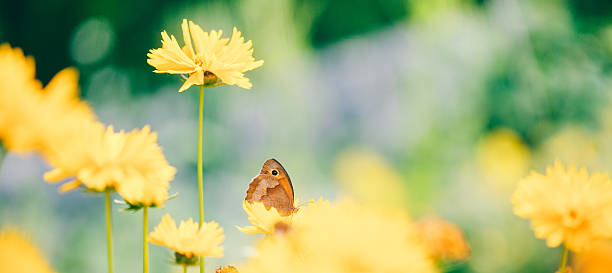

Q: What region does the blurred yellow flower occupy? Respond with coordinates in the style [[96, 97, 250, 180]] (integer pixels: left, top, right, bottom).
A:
[[0, 228, 56, 273], [240, 201, 436, 273], [147, 19, 264, 92], [538, 126, 598, 170], [476, 128, 530, 189], [0, 44, 94, 156], [236, 200, 292, 235], [149, 214, 224, 259], [414, 216, 471, 261], [45, 125, 176, 207], [334, 148, 407, 208], [512, 160, 612, 252], [0, 44, 41, 153], [574, 241, 612, 273]]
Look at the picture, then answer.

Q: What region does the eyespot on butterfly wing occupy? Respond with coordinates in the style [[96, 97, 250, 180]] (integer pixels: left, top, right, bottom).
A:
[[246, 158, 296, 216]]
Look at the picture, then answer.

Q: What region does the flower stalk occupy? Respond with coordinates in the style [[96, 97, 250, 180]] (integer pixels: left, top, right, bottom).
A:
[[198, 84, 205, 273], [143, 206, 149, 273], [104, 190, 114, 273], [558, 245, 569, 273], [0, 141, 5, 168]]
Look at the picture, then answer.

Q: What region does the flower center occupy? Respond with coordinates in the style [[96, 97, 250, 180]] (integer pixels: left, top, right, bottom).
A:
[[174, 252, 199, 266], [273, 222, 292, 234], [563, 209, 584, 229], [203, 71, 218, 86]]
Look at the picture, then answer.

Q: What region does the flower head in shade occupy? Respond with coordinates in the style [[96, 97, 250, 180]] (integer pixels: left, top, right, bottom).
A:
[[147, 19, 264, 92], [149, 214, 224, 262], [45, 125, 176, 207], [239, 201, 436, 273], [0, 228, 56, 273], [414, 216, 470, 261], [512, 160, 612, 252]]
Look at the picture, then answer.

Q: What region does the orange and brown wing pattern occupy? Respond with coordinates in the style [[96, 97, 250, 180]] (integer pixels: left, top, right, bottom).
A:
[[246, 159, 296, 216]]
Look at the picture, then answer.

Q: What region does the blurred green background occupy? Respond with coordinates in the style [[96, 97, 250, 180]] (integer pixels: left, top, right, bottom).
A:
[[2, 0, 612, 272]]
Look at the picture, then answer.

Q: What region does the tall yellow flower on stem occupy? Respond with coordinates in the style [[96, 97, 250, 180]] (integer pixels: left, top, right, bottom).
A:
[[149, 214, 225, 273], [147, 18, 263, 273], [44, 124, 176, 273], [512, 160, 612, 273]]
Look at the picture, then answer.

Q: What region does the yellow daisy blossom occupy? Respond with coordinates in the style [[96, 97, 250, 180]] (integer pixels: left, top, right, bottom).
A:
[[149, 214, 224, 260], [236, 200, 293, 235], [240, 201, 436, 273], [237, 198, 328, 235], [414, 216, 471, 261], [0, 228, 56, 273], [45, 125, 176, 207], [512, 160, 612, 252], [147, 19, 264, 92]]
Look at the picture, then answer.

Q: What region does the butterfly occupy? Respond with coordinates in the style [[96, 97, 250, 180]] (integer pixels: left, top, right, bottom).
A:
[[245, 158, 297, 216]]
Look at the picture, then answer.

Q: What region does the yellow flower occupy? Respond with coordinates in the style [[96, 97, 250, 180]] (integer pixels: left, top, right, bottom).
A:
[[149, 214, 224, 259], [574, 241, 612, 273], [414, 216, 471, 261], [0, 44, 94, 155], [538, 126, 599, 169], [512, 160, 612, 252], [333, 148, 407, 208], [147, 19, 264, 92], [240, 201, 436, 273], [236, 200, 293, 235], [0, 44, 40, 153], [45, 125, 176, 207], [0, 228, 56, 273], [476, 128, 530, 189], [237, 198, 328, 235]]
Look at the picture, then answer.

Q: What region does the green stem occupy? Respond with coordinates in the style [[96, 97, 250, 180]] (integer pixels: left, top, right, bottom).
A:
[[143, 206, 149, 273], [183, 264, 188, 273], [104, 190, 114, 273], [0, 141, 6, 169], [197, 84, 205, 273], [558, 244, 569, 273]]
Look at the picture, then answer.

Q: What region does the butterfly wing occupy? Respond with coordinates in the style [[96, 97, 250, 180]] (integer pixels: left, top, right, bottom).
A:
[[246, 174, 294, 216], [261, 158, 294, 205]]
